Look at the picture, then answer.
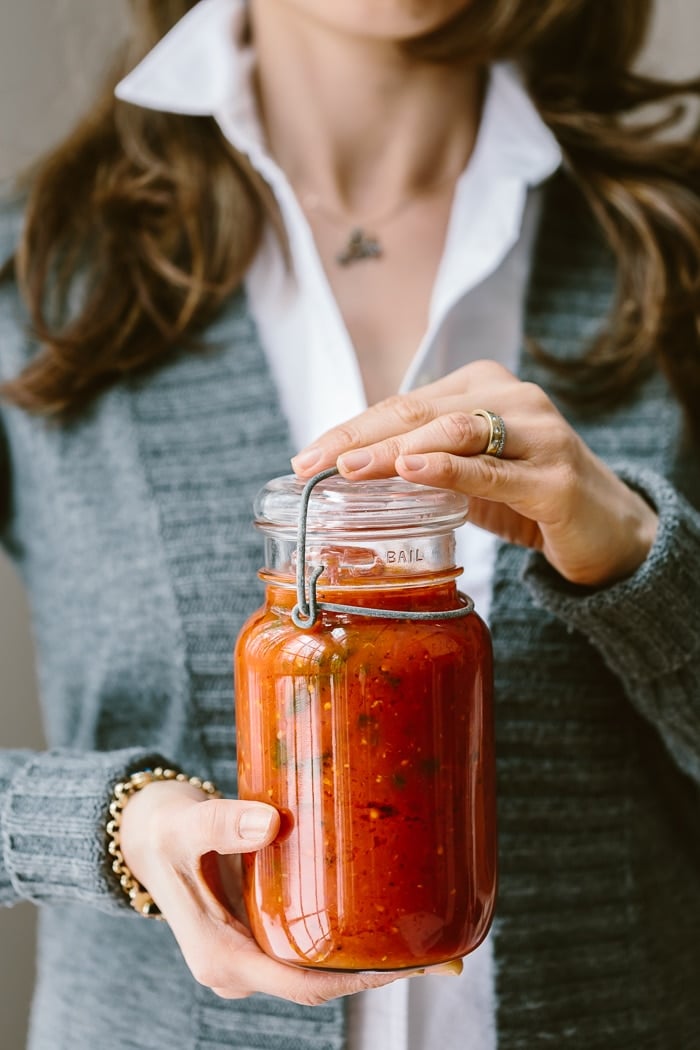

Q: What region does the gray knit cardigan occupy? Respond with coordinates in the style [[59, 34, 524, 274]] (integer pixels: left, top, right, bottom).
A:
[[1, 175, 699, 1050]]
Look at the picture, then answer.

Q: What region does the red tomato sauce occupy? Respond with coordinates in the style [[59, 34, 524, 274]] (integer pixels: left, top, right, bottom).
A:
[[235, 580, 496, 972]]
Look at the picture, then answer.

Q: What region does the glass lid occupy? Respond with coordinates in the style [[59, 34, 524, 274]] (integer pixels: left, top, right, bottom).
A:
[[254, 473, 469, 536]]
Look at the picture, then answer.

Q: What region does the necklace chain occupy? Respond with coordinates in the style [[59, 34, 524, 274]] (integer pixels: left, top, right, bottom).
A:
[[301, 188, 425, 235]]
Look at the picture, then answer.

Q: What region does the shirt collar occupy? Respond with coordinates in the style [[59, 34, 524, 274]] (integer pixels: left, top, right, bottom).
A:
[[115, 0, 561, 187]]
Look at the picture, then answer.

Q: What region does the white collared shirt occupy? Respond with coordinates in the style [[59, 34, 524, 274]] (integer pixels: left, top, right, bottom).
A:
[[116, 3, 562, 1048]]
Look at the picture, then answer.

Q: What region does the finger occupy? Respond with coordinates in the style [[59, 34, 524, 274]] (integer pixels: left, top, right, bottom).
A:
[[171, 892, 414, 1004], [291, 395, 452, 475], [394, 450, 546, 518], [333, 410, 523, 478], [192, 931, 415, 1004], [181, 798, 280, 857]]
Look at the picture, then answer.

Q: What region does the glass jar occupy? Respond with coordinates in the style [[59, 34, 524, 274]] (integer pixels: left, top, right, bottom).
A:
[[234, 472, 496, 972]]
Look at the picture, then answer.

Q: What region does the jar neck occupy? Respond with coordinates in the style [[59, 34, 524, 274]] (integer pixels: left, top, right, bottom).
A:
[[260, 531, 463, 590], [263, 578, 463, 614]]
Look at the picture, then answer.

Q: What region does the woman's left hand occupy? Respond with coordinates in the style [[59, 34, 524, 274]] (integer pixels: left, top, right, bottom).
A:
[[291, 361, 658, 589]]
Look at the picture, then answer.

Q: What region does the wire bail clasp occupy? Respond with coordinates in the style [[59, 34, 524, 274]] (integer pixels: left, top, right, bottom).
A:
[[291, 468, 339, 628]]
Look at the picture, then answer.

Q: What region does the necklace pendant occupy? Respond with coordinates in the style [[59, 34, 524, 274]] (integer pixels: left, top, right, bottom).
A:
[[337, 227, 383, 266]]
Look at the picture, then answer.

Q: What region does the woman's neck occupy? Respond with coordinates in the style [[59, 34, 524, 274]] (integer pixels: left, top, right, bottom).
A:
[[249, 2, 482, 217]]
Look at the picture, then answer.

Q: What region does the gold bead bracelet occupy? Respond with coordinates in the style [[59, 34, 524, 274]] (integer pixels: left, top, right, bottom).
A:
[[106, 766, 221, 919]]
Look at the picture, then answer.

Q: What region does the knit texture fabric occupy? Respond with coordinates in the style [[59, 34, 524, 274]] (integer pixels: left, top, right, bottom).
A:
[[489, 179, 700, 1049], [1, 174, 699, 1049]]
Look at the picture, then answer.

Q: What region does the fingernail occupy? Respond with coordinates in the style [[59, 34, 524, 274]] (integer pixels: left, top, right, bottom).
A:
[[338, 450, 372, 472], [423, 960, 464, 977], [398, 454, 427, 472], [291, 447, 323, 472], [239, 808, 276, 841]]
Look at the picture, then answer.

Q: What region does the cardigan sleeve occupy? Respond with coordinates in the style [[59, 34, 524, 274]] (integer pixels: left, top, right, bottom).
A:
[[523, 466, 700, 785], [0, 747, 171, 912], [0, 404, 175, 915]]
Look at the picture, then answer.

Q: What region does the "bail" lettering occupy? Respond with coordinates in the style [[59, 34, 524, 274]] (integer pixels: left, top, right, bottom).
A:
[[386, 549, 425, 565]]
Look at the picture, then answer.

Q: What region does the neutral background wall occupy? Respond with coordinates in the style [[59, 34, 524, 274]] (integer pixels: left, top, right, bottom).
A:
[[0, 1, 698, 1046]]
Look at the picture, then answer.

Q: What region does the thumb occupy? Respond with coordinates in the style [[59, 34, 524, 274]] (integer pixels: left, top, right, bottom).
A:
[[184, 798, 280, 856]]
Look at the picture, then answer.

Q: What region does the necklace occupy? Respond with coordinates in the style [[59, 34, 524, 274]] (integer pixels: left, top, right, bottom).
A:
[[301, 168, 462, 267], [301, 191, 405, 266]]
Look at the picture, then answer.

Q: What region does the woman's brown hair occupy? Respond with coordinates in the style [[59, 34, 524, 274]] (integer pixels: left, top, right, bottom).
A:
[[2, 0, 700, 421]]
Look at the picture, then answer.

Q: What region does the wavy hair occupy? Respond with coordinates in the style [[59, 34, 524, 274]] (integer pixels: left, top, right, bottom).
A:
[[2, 0, 700, 422]]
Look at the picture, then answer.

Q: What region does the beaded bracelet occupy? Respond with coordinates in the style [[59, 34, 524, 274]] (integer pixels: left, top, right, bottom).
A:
[[106, 766, 221, 919]]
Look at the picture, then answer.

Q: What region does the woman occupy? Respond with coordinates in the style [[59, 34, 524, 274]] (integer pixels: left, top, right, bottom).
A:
[[1, 0, 700, 1047]]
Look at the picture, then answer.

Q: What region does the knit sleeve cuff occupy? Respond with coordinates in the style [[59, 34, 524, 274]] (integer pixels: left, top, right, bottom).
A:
[[522, 466, 700, 684], [1, 748, 170, 912]]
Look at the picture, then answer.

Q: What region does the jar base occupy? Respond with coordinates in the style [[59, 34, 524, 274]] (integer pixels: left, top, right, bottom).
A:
[[262, 953, 466, 974], [257, 917, 496, 974]]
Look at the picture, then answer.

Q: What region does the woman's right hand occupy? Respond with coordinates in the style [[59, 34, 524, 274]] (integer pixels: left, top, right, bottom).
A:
[[117, 779, 420, 1003]]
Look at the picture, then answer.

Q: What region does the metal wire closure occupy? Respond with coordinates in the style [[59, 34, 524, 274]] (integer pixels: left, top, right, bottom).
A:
[[291, 468, 475, 628]]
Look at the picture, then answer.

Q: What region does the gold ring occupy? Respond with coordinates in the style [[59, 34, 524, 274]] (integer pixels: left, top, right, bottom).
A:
[[472, 409, 507, 458]]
